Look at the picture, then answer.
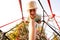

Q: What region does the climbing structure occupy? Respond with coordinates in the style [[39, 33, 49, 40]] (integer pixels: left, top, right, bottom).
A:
[[0, 0, 60, 40]]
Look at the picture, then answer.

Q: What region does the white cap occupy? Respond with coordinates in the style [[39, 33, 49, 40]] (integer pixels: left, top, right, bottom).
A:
[[28, 1, 37, 10]]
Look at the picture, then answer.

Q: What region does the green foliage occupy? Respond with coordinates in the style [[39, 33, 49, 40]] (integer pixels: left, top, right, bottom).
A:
[[6, 21, 47, 40]]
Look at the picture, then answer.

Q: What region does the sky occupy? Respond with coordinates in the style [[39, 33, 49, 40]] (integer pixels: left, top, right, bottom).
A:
[[0, 0, 60, 39]]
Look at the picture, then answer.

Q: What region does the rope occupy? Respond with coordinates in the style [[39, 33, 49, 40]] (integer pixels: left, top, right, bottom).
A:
[[18, 0, 24, 20], [0, 17, 27, 28], [47, 0, 60, 30], [47, 0, 53, 14], [38, 0, 60, 39], [54, 17, 60, 30], [0, 18, 21, 28], [0, 0, 24, 28], [41, 15, 60, 18]]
